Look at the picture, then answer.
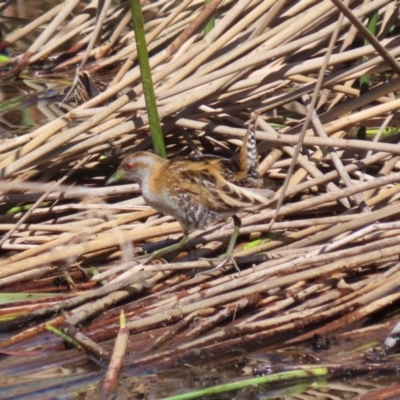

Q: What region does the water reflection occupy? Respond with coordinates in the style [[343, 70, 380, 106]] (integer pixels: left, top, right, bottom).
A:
[[0, 80, 68, 138]]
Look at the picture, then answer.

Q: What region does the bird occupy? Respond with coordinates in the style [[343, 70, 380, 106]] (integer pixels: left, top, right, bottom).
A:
[[106, 123, 274, 268]]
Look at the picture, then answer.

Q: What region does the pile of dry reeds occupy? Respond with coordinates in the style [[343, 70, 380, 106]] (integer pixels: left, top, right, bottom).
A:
[[1, 0, 400, 376]]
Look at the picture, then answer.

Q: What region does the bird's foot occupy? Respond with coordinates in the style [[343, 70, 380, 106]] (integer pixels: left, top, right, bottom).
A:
[[134, 234, 189, 265], [197, 253, 240, 276]]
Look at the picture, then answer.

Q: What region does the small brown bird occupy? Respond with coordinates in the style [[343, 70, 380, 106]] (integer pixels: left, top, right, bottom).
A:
[[107, 124, 274, 267]]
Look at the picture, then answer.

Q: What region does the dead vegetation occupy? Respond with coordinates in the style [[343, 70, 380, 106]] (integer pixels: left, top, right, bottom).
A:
[[1, 0, 400, 392]]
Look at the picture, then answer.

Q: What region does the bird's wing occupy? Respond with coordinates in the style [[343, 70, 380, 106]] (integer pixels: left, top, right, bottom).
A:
[[172, 159, 272, 214]]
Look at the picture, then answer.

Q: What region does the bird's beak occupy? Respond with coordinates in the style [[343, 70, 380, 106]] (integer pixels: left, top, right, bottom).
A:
[[106, 170, 123, 185]]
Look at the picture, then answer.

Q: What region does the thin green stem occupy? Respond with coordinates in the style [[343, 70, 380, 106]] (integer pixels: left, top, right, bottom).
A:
[[130, 0, 166, 158], [204, 0, 215, 35]]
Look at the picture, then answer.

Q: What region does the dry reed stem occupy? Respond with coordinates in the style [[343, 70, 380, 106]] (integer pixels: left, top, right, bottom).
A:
[[1, 0, 400, 373]]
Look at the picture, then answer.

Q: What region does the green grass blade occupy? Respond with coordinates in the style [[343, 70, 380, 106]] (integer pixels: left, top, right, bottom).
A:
[[130, 0, 166, 158], [204, 0, 216, 35], [162, 368, 328, 400]]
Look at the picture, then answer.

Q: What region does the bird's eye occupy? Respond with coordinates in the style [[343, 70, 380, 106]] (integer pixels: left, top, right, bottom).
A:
[[123, 162, 133, 170]]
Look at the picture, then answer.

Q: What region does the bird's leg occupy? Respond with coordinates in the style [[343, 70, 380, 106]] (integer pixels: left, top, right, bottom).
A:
[[199, 216, 241, 274], [141, 231, 189, 265], [225, 215, 241, 264]]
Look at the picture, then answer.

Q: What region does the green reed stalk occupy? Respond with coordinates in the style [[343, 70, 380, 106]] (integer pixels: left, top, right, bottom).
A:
[[130, 0, 166, 158]]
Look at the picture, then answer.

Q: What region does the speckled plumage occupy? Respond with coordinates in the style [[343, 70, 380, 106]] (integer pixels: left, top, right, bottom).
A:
[[108, 126, 274, 264], [236, 122, 259, 183], [118, 152, 269, 233]]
